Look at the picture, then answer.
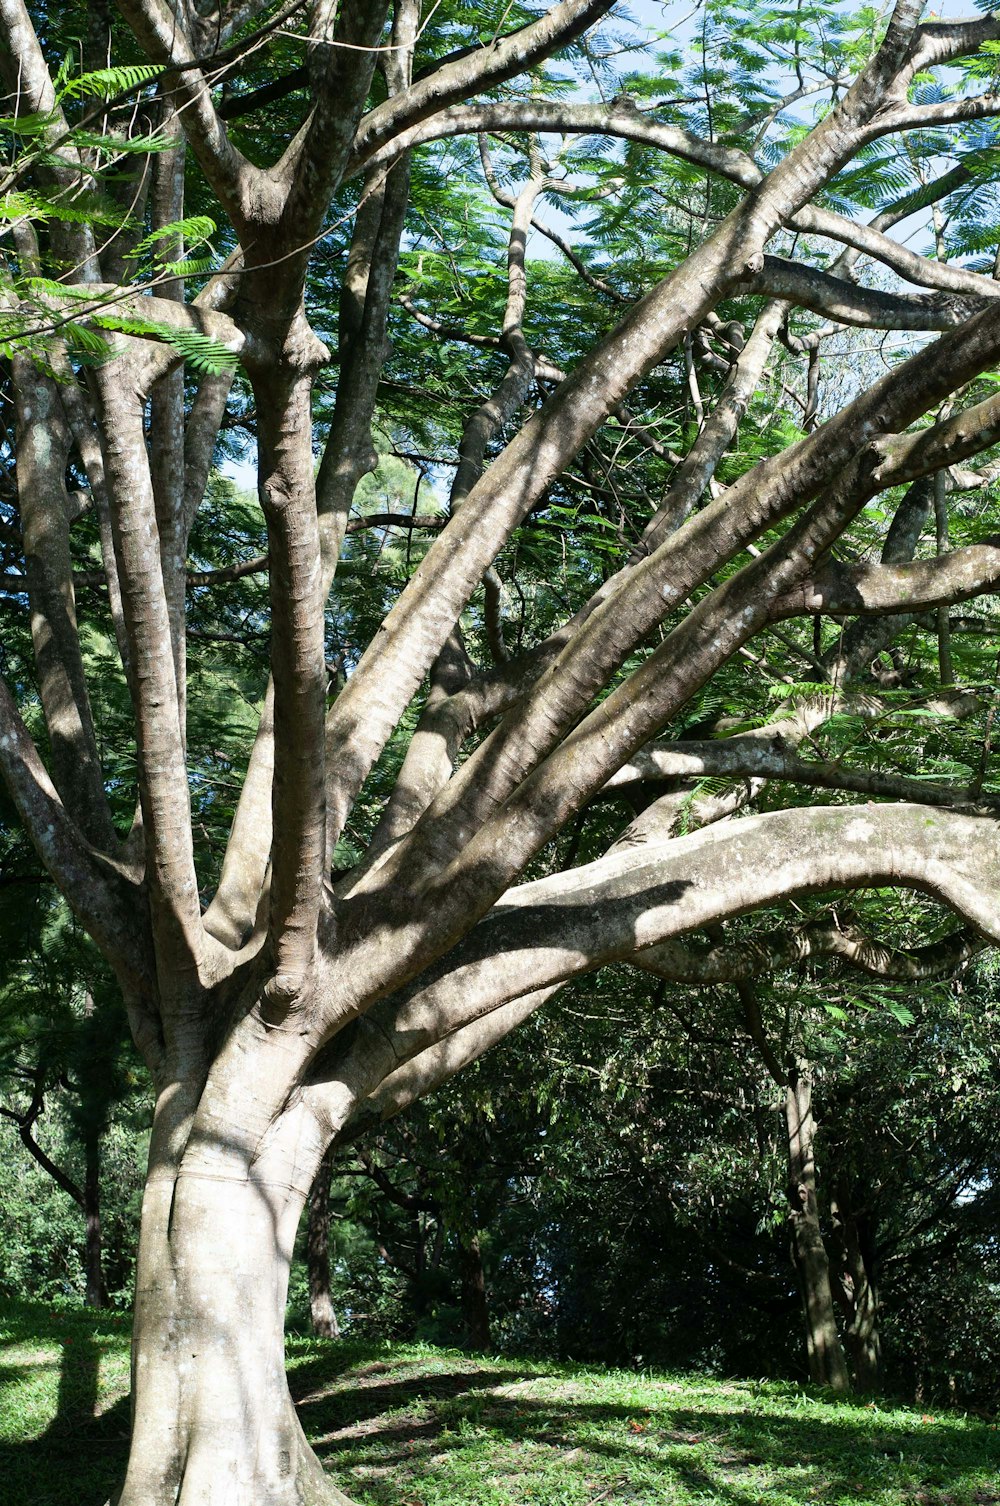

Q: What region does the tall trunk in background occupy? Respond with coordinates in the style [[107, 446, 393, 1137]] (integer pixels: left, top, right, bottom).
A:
[[458, 1231, 491, 1351], [81, 989, 108, 1310], [785, 1066, 851, 1392], [307, 1146, 340, 1340], [832, 1197, 881, 1392], [83, 1125, 107, 1309]]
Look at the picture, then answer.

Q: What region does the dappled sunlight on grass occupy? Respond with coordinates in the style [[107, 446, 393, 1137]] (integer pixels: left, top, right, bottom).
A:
[[1, 1300, 998, 1505]]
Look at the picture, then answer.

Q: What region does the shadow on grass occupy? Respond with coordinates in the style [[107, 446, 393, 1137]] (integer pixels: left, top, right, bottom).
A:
[[298, 1370, 1000, 1506], [3, 1304, 999, 1506], [0, 1309, 132, 1506]]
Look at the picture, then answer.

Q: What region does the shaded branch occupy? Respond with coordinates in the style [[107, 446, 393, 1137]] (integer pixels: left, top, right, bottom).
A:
[[634, 921, 983, 987]]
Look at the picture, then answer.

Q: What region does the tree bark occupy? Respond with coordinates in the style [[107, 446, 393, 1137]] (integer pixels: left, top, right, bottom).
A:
[[843, 1275, 881, 1394], [785, 1068, 851, 1393], [832, 1200, 881, 1392], [114, 1083, 357, 1506], [458, 1231, 491, 1351], [307, 1146, 340, 1340]]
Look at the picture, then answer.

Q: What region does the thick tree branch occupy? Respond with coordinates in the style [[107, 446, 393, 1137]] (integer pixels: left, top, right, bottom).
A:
[[634, 921, 983, 987], [355, 99, 1000, 305], [773, 537, 1000, 621], [638, 299, 785, 549], [745, 255, 990, 330], [345, 304, 1000, 952], [254, 355, 328, 996], [113, 0, 269, 230], [12, 355, 117, 848], [276, 0, 390, 261], [0, 679, 146, 982], [350, 0, 617, 177], [323, 801, 1000, 1083], [90, 355, 205, 995], [603, 732, 999, 814], [0, 0, 100, 279]]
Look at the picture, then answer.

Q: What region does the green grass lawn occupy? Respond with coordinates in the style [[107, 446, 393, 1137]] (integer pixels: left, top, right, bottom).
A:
[[1, 1298, 998, 1505]]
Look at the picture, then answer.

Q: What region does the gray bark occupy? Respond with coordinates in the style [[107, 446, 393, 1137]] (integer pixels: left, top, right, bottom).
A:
[[785, 1068, 851, 1393]]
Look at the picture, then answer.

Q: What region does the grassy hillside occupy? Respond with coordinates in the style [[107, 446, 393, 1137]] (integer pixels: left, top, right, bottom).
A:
[[1, 1299, 998, 1505]]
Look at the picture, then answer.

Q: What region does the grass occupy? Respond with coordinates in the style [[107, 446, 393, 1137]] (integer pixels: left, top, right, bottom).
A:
[[1, 1298, 998, 1505]]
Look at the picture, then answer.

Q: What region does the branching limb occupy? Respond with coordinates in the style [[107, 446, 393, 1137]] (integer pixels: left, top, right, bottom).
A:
[[148, 115, 189, 736], [634, 921, 983, 987], [0, 0, 100, 279], [359, 100, 1000, 305], [327, 7, 1000, 873], [821, 475, 935, 688], [363, 158, 545, 856], [12, 355, 117, 848], [348, 303, 1000, 929], [772, 536, 1000, 621], [351, 0, 617, 177], [90, 353, 205, 995], [0, 1073, 85, 1206], [638, 299, 785, 548], [314, 27, 415, 575], [602, 734, 1000, 814], [276, 0, 391, 262], [114, 0, 267, 230], [0, 679, 147, 983], [323, 801, 1000, 1080], [327, 992, 557, 1147], [744, 255, 991, 330]]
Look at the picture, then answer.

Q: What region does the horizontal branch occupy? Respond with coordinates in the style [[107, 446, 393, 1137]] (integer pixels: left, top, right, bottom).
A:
[[23, 284, 244, 370], [745, 255, 990, 330], [356, 99, 1000, 305], [634, 920, 983, 986], [351, 96, 760, 188], [773, 536, 1000, 620], [602, 731, 1000, 814], [350, 0, 616, 177], [331, 802, 1000, 1083]]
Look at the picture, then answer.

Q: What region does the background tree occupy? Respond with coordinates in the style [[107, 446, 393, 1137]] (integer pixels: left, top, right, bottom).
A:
[[0, 822, 147, 1307]]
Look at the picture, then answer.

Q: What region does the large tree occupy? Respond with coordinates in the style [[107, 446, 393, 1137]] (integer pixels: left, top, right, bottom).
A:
[[7, 0, 1000, 1500]]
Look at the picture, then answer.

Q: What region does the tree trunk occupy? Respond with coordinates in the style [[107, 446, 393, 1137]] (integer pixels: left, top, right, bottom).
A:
[[832, 1201, 881, 1392], [113, 1095, 357, 1506], [307, 1146, 340, 1340], [459, 1231, 491, 1351], [843, 1293, 881, 1393], [785, 1068, 851, 1393], [83, 1125, 108, 1309]]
